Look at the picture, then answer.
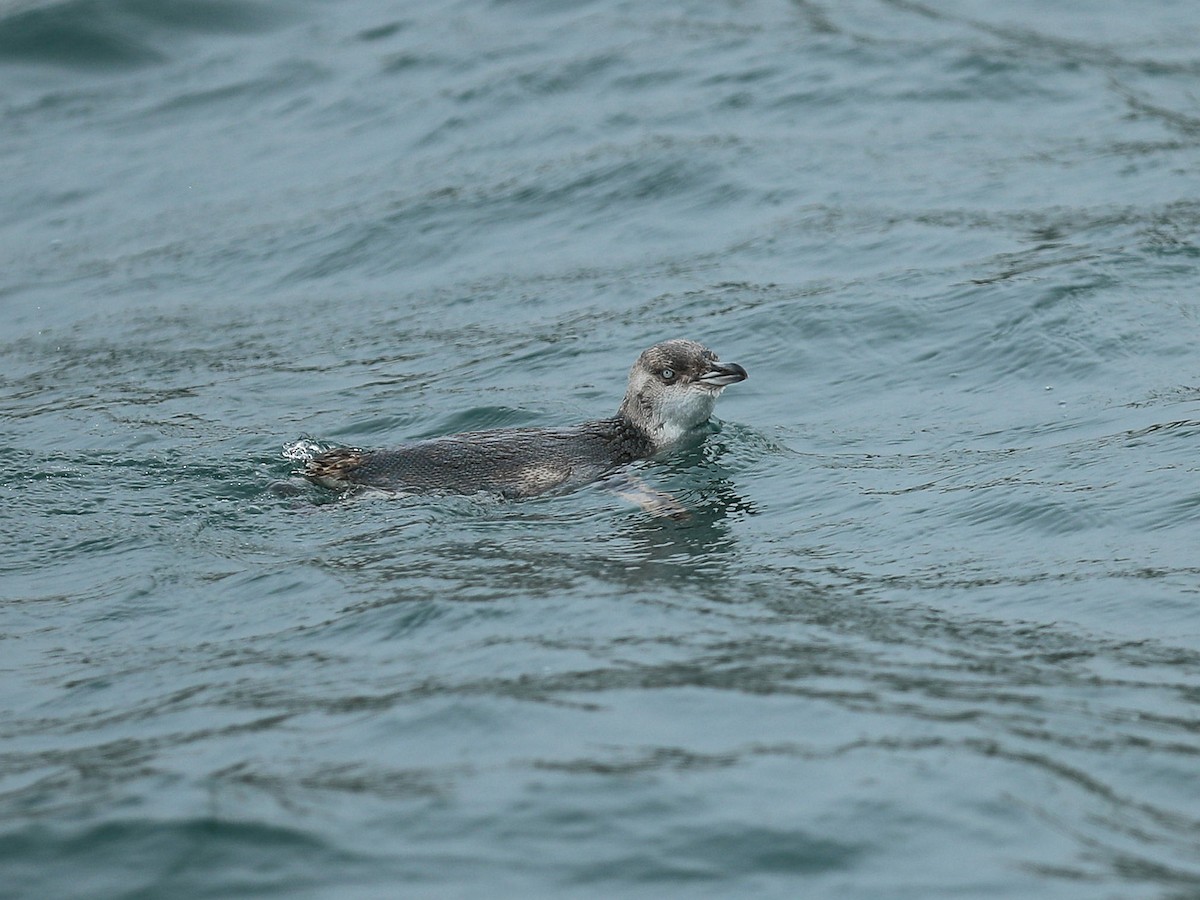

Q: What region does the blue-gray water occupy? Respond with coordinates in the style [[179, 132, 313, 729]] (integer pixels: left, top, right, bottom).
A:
[[3, 0, 1200, 896]]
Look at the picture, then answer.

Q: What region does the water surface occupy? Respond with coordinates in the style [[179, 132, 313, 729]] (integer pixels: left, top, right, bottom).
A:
[[3, 0, 1200, 896]]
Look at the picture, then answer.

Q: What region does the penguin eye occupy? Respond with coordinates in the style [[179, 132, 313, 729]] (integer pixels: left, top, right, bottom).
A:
[[660, 367, 675, 382]]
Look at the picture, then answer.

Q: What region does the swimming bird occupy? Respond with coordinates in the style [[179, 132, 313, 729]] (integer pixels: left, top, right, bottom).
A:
[[303, 338, 746, 500]]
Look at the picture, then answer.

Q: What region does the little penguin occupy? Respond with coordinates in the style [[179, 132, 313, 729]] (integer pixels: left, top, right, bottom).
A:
[[302, 338, 747, 500]]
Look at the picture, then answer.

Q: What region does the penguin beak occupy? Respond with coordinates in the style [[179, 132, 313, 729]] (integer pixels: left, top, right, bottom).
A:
[[698, 360, 747, 387]]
